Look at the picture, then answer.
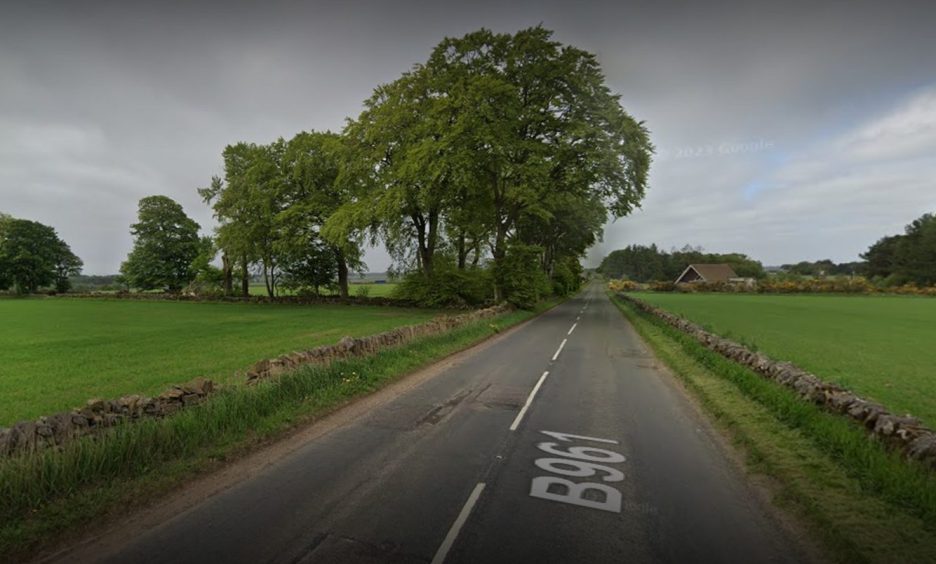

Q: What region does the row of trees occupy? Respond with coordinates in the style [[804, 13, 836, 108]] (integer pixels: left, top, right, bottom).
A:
[[0, 212, 83, 294], [184, 27, 652, 306], [779, 259, 864, 277], [862, 212, 936, 286], [597, 244, 765, 282]]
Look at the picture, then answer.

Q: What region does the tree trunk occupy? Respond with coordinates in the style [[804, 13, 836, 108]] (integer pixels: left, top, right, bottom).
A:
[[492, 220, 508, 302], [457, 232, 467, 270], [240, 254, 249, 297], [423, 208, 439, 278], [336, 248, 349, 298], [263, 264, 273, 298], [222, 253, 233, 296]]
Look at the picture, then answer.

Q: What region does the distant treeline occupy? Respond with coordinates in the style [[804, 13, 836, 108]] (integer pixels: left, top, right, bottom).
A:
[[862, 212, 936, 287], [600, 212, 936, 286], [597, 245, 765, 282]]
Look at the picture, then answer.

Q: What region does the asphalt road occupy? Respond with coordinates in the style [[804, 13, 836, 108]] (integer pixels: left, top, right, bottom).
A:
[[76, 284, 808, 563]]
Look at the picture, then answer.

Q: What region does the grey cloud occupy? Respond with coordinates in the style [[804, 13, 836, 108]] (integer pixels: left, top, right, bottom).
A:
[[2, 0, 935, 273]]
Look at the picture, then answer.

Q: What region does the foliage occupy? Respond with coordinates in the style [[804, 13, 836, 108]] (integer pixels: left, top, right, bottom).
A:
[[0, 217, 82, 294], [780, 259, 864, 277], [550, 256, 584, 297], [598, 243, 765, 282], [201, 132, 363, 298], [392, 260, 493, 307], [495, 243, 553, 309], [120, 196, 202, 292], [325, 26, 651, 303], [607, 279, 642, 292], [861, 212, 936, 287]]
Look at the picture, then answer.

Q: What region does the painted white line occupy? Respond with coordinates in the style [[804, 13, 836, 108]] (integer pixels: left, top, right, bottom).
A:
[[510, 371, 550, 431], [431, 482, 486, 564], [567, 323, 577, 336], [576, 315, 580, 321], [552, 339, 567, 361]]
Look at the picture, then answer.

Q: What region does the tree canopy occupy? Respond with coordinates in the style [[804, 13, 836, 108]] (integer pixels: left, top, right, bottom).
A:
[[325, 26, 652, 303], [598, 244, 765, 282], [194, 26, 652, 306], [120, 196, 203, 292], [862, 212, 936, 286], [0, 215, 82, 293]]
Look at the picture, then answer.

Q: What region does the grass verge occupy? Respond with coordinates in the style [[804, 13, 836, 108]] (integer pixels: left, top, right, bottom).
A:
[[610, 294, 936, 563], [0, 300, 557, 561]]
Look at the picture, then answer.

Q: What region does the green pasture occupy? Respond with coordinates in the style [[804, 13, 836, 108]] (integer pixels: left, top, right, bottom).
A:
[[632, 293, 936, 427], [0, 298, 439, 425]]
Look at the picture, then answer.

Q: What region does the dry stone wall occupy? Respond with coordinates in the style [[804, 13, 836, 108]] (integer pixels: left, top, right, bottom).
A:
[[617, 293, 936, 470], [0, 377, 214, 459], [0, 304, 512, 460], [246, 303, 513, 383]]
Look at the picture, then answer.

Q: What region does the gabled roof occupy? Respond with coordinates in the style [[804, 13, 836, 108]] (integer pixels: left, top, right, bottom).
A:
[[675, 263, 739, 283]]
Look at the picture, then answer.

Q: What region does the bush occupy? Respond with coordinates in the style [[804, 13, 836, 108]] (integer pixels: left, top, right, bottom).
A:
[[393, 261, 493, 307], [607, 279, 642, 292], [497, 244, 552, 309], [551, 257, 583, 296]]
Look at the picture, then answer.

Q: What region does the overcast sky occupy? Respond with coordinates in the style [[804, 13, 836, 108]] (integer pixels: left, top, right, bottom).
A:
[[2, 0, 934, 274]]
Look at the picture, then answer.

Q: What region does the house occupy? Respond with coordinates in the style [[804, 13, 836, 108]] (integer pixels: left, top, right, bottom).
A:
[[674, 263, 739, 284]]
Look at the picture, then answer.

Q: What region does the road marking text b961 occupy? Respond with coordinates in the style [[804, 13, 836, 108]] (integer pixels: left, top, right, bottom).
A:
[[529, 430, 625, 513]]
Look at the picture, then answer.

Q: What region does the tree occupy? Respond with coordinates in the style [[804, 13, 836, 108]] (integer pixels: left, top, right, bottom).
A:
[[896, 213, 936, 286], [203, 133, 364, 298], [429, 27, 652, 300], [326, 68, 460, 280], [860, 213, 936, 286], [283, 131, 364, 297], [0, 217, 82, 293], [0, 212, 12, 290], [328, 26, 653, 303], [120, 196, 202, 291]]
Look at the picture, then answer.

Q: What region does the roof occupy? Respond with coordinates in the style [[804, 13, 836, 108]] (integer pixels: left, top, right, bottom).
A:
[[675, 263, 739, 283]]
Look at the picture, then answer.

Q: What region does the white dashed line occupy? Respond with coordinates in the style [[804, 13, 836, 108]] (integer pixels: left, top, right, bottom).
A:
[[510, 370, 550, 431], [431, 482, 486, 564], [552, 339, 567, 361], [567, 323, 577, 336]]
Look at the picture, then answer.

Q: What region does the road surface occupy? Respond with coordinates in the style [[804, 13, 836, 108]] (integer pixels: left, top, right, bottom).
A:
[[62, 284, 809, 563]]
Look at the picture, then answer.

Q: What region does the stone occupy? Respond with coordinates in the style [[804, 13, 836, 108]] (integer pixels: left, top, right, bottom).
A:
[[86, 398, 108, 412], [159, 387, 186, 401], [181, 393, 202, 406], [0, 428, 12, 455], [180, 377, 214, 396]]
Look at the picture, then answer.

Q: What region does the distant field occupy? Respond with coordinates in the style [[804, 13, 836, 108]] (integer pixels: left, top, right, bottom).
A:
[[0, 298, 439, 425], [248, 282, 399, 298], [632, 293, 936, 427]]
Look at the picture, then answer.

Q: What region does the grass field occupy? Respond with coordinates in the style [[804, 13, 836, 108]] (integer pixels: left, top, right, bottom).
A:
[[632, 293, 936, 427], [612, 296, 936, 562], [0, 300, 554, 560], [0, 298, 440, 425]]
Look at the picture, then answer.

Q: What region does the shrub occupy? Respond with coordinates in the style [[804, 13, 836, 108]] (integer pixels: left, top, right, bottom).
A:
[[607, 279, 641, 292], [497, 244, 552, 309], [393, 261, 493, 307], [355, 285, 371, 298]]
